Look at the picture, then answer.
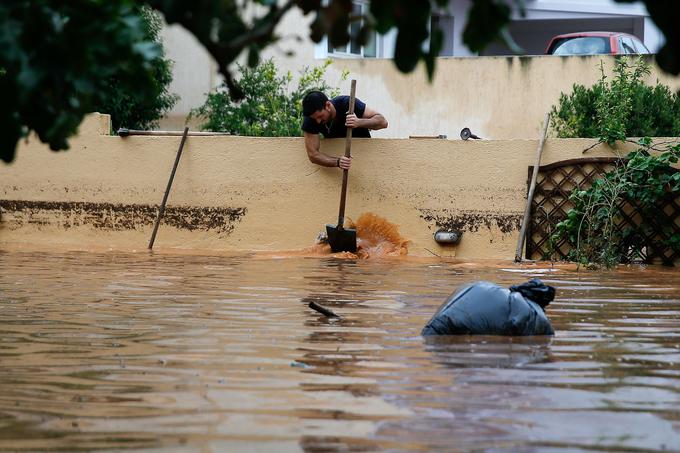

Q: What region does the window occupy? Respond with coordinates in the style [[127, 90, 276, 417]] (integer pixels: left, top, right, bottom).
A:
[[620, 37, 637, 54], [327, 0, 377, 58], [630, 36, 650, 54], [550, 37, 611, 55]]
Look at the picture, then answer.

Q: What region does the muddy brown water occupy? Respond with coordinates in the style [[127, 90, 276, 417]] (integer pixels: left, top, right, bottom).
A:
[[1, 249, 679, 451]]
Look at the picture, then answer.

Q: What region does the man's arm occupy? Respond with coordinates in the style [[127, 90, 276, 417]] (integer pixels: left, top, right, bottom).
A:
[[345, 106, 388, 130], [304, 132, 351, 169]]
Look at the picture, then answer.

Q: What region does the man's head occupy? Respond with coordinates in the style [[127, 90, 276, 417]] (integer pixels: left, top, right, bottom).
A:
[[302, 91, 332, 125]]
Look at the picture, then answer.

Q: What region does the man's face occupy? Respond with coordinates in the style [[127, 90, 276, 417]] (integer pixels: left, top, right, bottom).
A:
[[310, 101, 332, 125]]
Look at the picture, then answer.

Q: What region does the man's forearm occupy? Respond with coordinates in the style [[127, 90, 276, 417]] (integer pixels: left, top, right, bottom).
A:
[[361, 114, 388, 130], [308, 150, 341, 167]]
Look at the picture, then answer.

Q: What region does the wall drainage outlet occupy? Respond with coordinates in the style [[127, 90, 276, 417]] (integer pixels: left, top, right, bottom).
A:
[[434, 230, 462, 244]]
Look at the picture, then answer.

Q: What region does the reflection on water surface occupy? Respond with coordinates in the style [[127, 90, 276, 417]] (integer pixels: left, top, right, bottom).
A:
[[0, 250, 679, 451]]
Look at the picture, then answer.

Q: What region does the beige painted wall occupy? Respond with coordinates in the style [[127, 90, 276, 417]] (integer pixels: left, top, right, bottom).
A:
[[160, 44, 680, 141], [320, 55, 680, 140], [1, 114, 629, 259], [160, 7, 318, 130]]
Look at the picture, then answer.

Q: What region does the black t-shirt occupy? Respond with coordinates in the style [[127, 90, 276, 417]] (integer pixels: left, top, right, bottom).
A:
[[301, 96, 370, 138]]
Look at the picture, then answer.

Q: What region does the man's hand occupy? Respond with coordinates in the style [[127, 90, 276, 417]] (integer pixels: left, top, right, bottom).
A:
[[339, 155, 352, 170], [345, 113, 361, 129]]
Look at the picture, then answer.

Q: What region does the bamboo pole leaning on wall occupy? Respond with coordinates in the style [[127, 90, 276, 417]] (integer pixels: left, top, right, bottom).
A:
[[148, 127, 190, 250], [515, 114, 550, 262]]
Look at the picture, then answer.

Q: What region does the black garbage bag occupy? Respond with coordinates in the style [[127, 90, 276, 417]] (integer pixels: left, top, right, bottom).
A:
[[421, 279, 555, 336]]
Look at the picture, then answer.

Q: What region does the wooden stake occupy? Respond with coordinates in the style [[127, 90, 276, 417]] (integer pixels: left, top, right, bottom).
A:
[[148, 127, 189, 250], [515, 114, 550, 262]]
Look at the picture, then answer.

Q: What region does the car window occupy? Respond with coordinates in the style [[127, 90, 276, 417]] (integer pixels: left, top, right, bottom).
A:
[[631, 36, 650, 54], [551, 37, 610, 55], [620, 37, 637, 54]]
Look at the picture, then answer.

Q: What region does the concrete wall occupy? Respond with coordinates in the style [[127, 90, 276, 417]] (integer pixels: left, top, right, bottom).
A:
[[160, 7, 319, 130], [161, 53, 680, 141], [0, 114, 632, 260], [319, 55, 680, 140], [159, 0, 665, 129], [159, 24, 219, 130]]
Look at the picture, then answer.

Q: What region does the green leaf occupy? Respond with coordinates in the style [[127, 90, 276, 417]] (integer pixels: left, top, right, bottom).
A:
[[425, 28, 443, 81], [247, 46, 260, 68], [463, 0, 511, 53], [369, 0, 396, 34]]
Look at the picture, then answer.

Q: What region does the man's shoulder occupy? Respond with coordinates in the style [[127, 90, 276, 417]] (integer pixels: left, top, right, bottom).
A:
[[331, 95, 349, 108], [333, 95, 365, 116]]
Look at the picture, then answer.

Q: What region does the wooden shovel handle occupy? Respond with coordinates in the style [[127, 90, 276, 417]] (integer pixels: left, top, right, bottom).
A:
[[337, 80, 357, 228], [344, 81, 357, 156]]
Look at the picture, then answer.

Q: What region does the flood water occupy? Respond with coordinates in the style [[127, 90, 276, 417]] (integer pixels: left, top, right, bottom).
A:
[[1, 249, 679, 451]]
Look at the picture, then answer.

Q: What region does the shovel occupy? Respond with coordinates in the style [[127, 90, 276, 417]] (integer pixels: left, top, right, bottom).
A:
[[326, 79, 357, 253]]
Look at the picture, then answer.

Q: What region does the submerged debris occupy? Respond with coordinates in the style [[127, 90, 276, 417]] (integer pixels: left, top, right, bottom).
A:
[[422, 279, 555, 336], [308, 301, 341, 318]]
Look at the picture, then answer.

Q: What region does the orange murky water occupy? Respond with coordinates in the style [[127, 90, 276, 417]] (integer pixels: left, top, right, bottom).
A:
[[353, 212, 410, 258], [1, 250, 680, 451], [260, 212, 409, 259]]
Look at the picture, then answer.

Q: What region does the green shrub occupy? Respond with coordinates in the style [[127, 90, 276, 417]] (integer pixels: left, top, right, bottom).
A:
[[549, 57, 680, 268], [550, 57, 680, 143], [92, 6, 178, 132], [190, 59, 347, 136], [550, 84, 603, 138]]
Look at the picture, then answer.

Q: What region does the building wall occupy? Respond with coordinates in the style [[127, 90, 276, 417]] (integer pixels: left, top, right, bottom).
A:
[[158, 1, 664, 130], [159, 7, 319, 130], [159, 24, 219, 130], [317, 55, 680, 140], [160, 54, 680, 140], [1, 114, 633, 260], [314, 0, 660, 59]]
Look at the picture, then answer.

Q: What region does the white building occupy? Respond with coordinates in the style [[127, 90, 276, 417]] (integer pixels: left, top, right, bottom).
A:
[[159, 0, 663, 130]]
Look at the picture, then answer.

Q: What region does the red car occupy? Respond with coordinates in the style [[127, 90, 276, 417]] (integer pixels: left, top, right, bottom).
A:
[[545, 31, 650, 55]]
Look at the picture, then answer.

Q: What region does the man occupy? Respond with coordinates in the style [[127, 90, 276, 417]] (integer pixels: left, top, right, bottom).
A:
[[301, 90, 388, 170]]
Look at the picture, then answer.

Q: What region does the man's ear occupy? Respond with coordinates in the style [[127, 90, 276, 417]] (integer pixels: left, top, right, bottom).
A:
[[325, 101, 332, 111]]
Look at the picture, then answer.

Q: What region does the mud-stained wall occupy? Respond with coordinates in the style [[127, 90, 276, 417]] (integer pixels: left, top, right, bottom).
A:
[[1, 114, 630, 259]]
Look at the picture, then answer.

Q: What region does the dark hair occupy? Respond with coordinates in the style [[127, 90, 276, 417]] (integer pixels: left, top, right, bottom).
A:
[[302, 91, 328, 116]]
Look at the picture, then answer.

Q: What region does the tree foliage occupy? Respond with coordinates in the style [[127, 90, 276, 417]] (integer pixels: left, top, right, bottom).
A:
[[615, 0, 680, 75], [190, 59, 346, 137], [92, 6, 178, 132], [0, 0, 162, 163]]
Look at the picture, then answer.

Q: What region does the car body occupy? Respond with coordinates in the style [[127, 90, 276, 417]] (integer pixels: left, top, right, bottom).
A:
[[545, 31, 650, 56]]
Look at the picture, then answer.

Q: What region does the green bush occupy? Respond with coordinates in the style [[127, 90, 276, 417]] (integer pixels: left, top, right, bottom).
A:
[[549, 57, 680, 268], [92, 6, 178, 132], [550, 57, 680, 143], [190, 59, 347, 136]]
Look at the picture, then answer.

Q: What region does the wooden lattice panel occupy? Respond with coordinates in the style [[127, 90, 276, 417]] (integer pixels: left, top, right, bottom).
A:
[[525, 157, 680, 265]]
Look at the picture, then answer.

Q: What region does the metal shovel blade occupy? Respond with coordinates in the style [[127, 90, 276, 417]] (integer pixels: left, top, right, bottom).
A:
[[326, 224, 357, 253]]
